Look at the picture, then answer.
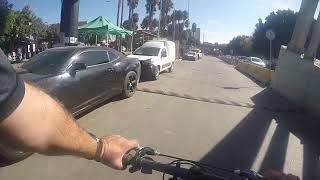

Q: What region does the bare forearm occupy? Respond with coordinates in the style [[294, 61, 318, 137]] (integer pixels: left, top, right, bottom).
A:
[[0, 83, 96, 159]]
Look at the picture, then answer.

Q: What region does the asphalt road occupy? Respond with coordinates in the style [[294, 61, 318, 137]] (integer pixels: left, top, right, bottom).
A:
[[0, 56, 318, 180]]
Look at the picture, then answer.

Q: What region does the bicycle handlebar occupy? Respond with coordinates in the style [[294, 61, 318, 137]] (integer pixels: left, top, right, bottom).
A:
[[122, 147, 265, 180], [138, 157, 225, 180]]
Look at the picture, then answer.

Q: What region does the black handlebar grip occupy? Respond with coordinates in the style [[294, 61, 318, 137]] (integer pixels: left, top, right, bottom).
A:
[[122, 153, 134, 169]]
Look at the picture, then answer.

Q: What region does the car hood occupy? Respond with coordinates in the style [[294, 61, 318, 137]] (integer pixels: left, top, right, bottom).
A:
[[127, 55, 158, 61]]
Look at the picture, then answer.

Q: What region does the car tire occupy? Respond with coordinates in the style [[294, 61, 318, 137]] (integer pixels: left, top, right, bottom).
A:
[[168, 63, 174, 73], [0, 144, 32, 167], [152, 66, 160, 80], [121, 71, 138, 98]]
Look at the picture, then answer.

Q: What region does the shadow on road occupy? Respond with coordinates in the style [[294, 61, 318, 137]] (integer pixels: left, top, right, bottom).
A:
[[200, 88, 320, 180], [74, 96, 122, 119]]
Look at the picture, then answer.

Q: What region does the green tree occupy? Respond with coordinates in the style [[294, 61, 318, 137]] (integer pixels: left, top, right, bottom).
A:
[[158, 0, 173, 37], [167, 10, 189, 43], [141, 0, 159, 30], [0, 0, 14, 51], [141, 18, 158, 30], [127, 0, 139, 29], [228, 35, 253, 56], [192, 22, 197, 37], [182, 11, 189, 28], [252, 10, 297, 58], [46, 24, 60, 46], [123, 13, 139, 30]]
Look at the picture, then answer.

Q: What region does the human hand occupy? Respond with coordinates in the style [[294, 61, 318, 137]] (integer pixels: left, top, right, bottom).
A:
[[100, 135, 139, 170], [265, 170, 300, 180]]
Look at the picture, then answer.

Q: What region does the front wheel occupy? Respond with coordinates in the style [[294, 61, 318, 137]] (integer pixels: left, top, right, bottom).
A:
[[168, 63, 174, 73], [152, 66, 160, 80], [121, 71, 138, 98]]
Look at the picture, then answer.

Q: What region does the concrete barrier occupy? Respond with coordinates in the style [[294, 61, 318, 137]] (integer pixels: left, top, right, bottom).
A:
[[271, 46, 320, 119], [235, 61, 274, 85]]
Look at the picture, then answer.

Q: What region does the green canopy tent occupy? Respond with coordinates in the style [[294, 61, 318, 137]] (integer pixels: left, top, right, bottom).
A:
[[78, 16, 132, 45]]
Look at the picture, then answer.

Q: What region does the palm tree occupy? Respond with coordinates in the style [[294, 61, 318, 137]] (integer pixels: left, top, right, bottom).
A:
[[158, 0, 173, 36], [192, 23, 197, 37], [182, 10, 189, 28], [127, 0, 139, 29], [145, 0, 159, 30]]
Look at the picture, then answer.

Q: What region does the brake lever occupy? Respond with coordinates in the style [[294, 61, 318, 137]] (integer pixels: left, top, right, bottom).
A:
[[234, 170, 265, 180], [123, 147, 141, 169]]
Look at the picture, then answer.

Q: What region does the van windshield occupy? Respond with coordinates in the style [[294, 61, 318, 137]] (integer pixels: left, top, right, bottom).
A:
[[133, 47, 160, 56]]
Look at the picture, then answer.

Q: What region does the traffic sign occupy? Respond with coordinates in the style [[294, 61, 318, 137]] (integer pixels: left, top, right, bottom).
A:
[[266, 30, 275, 41]]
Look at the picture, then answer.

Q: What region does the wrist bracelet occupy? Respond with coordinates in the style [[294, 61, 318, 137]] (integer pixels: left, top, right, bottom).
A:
[[89, 133, 104, 162]]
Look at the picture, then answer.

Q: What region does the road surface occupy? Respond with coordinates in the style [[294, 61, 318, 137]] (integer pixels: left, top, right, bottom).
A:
[[0, 56, 318, 180]]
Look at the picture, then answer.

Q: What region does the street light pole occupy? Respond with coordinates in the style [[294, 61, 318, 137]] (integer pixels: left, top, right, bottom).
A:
[[115, 0, 122, 50], [186, 0, 190, 43], [158, 0, 163, 39], [173, 9, 176, 42], [203, 23, 206, 43], [188, 0, 190, 20]]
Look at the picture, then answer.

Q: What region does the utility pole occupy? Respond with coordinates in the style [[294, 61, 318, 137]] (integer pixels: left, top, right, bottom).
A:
[[173, 9, 176, 42], [120, 0, 124, 26], [188, 0, 190, 20], [116, 0, 121, 26], [60, 0, 80, 46], [158, 0, 163, 39], [120, 0, 124, 51], [116, 0, 121, 51], [203, 22, 207, 43], [186, 0, 190, 44]]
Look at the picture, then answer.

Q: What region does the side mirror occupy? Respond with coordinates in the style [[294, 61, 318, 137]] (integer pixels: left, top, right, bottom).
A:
[[69, 63, 87, 75], [161, 51, 167, 58]]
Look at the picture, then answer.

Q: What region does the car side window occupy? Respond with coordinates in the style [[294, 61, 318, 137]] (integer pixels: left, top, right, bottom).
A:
[[107, 50, 119, 62], [77, 51, 109, 66], [161, 49, 167, 57]]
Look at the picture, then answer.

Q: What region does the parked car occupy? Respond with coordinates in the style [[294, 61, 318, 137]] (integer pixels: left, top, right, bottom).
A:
[[248, 57, 266, 68], [184, 51, 198, 61], [0, 46, 141, 166], [20, 46, 141, 115], [191, 49, 203, 59], [128, 40, 175, 80]]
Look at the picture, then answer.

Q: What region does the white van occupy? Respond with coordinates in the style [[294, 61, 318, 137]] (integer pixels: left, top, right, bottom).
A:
[[128, 40, 176, 80]]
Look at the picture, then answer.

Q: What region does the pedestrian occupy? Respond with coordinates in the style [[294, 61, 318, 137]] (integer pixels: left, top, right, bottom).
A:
[[18, 48, 22, 62]]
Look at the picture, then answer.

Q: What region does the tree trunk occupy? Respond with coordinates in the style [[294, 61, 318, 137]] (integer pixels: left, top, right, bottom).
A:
[[128, 7, 132, 25], [130, 8, 134, 30], [120, 0, 124, 26]]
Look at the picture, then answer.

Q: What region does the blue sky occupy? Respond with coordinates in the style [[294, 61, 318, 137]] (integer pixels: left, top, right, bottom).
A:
[[8, 0, 320, 44]]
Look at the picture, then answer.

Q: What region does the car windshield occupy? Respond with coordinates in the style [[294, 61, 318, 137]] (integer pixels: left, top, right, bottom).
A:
[[133, 47, 160, 56], [251, 57, 261, 62], [22, 49, 74, 75]]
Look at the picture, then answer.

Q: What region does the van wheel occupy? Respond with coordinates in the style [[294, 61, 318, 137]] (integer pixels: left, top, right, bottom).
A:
[[152, 66, 160, 80], [121, 71, 138, 98], [168, 63, 174, 73]]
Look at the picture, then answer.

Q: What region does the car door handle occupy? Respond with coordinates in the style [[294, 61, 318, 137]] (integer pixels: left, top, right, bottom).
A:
[[106, 68, 114, 73]]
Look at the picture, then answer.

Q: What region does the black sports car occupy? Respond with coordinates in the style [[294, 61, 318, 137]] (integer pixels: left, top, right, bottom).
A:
[[19, 46, 141, 116], [1, 46, 140, 166]]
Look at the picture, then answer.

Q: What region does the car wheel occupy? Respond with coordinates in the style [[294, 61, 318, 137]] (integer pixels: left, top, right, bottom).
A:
[[168, 63, 174, 73], [152, 66, 160, 80], [121, 71, 138, 98], [0, 143, 32, 167]]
